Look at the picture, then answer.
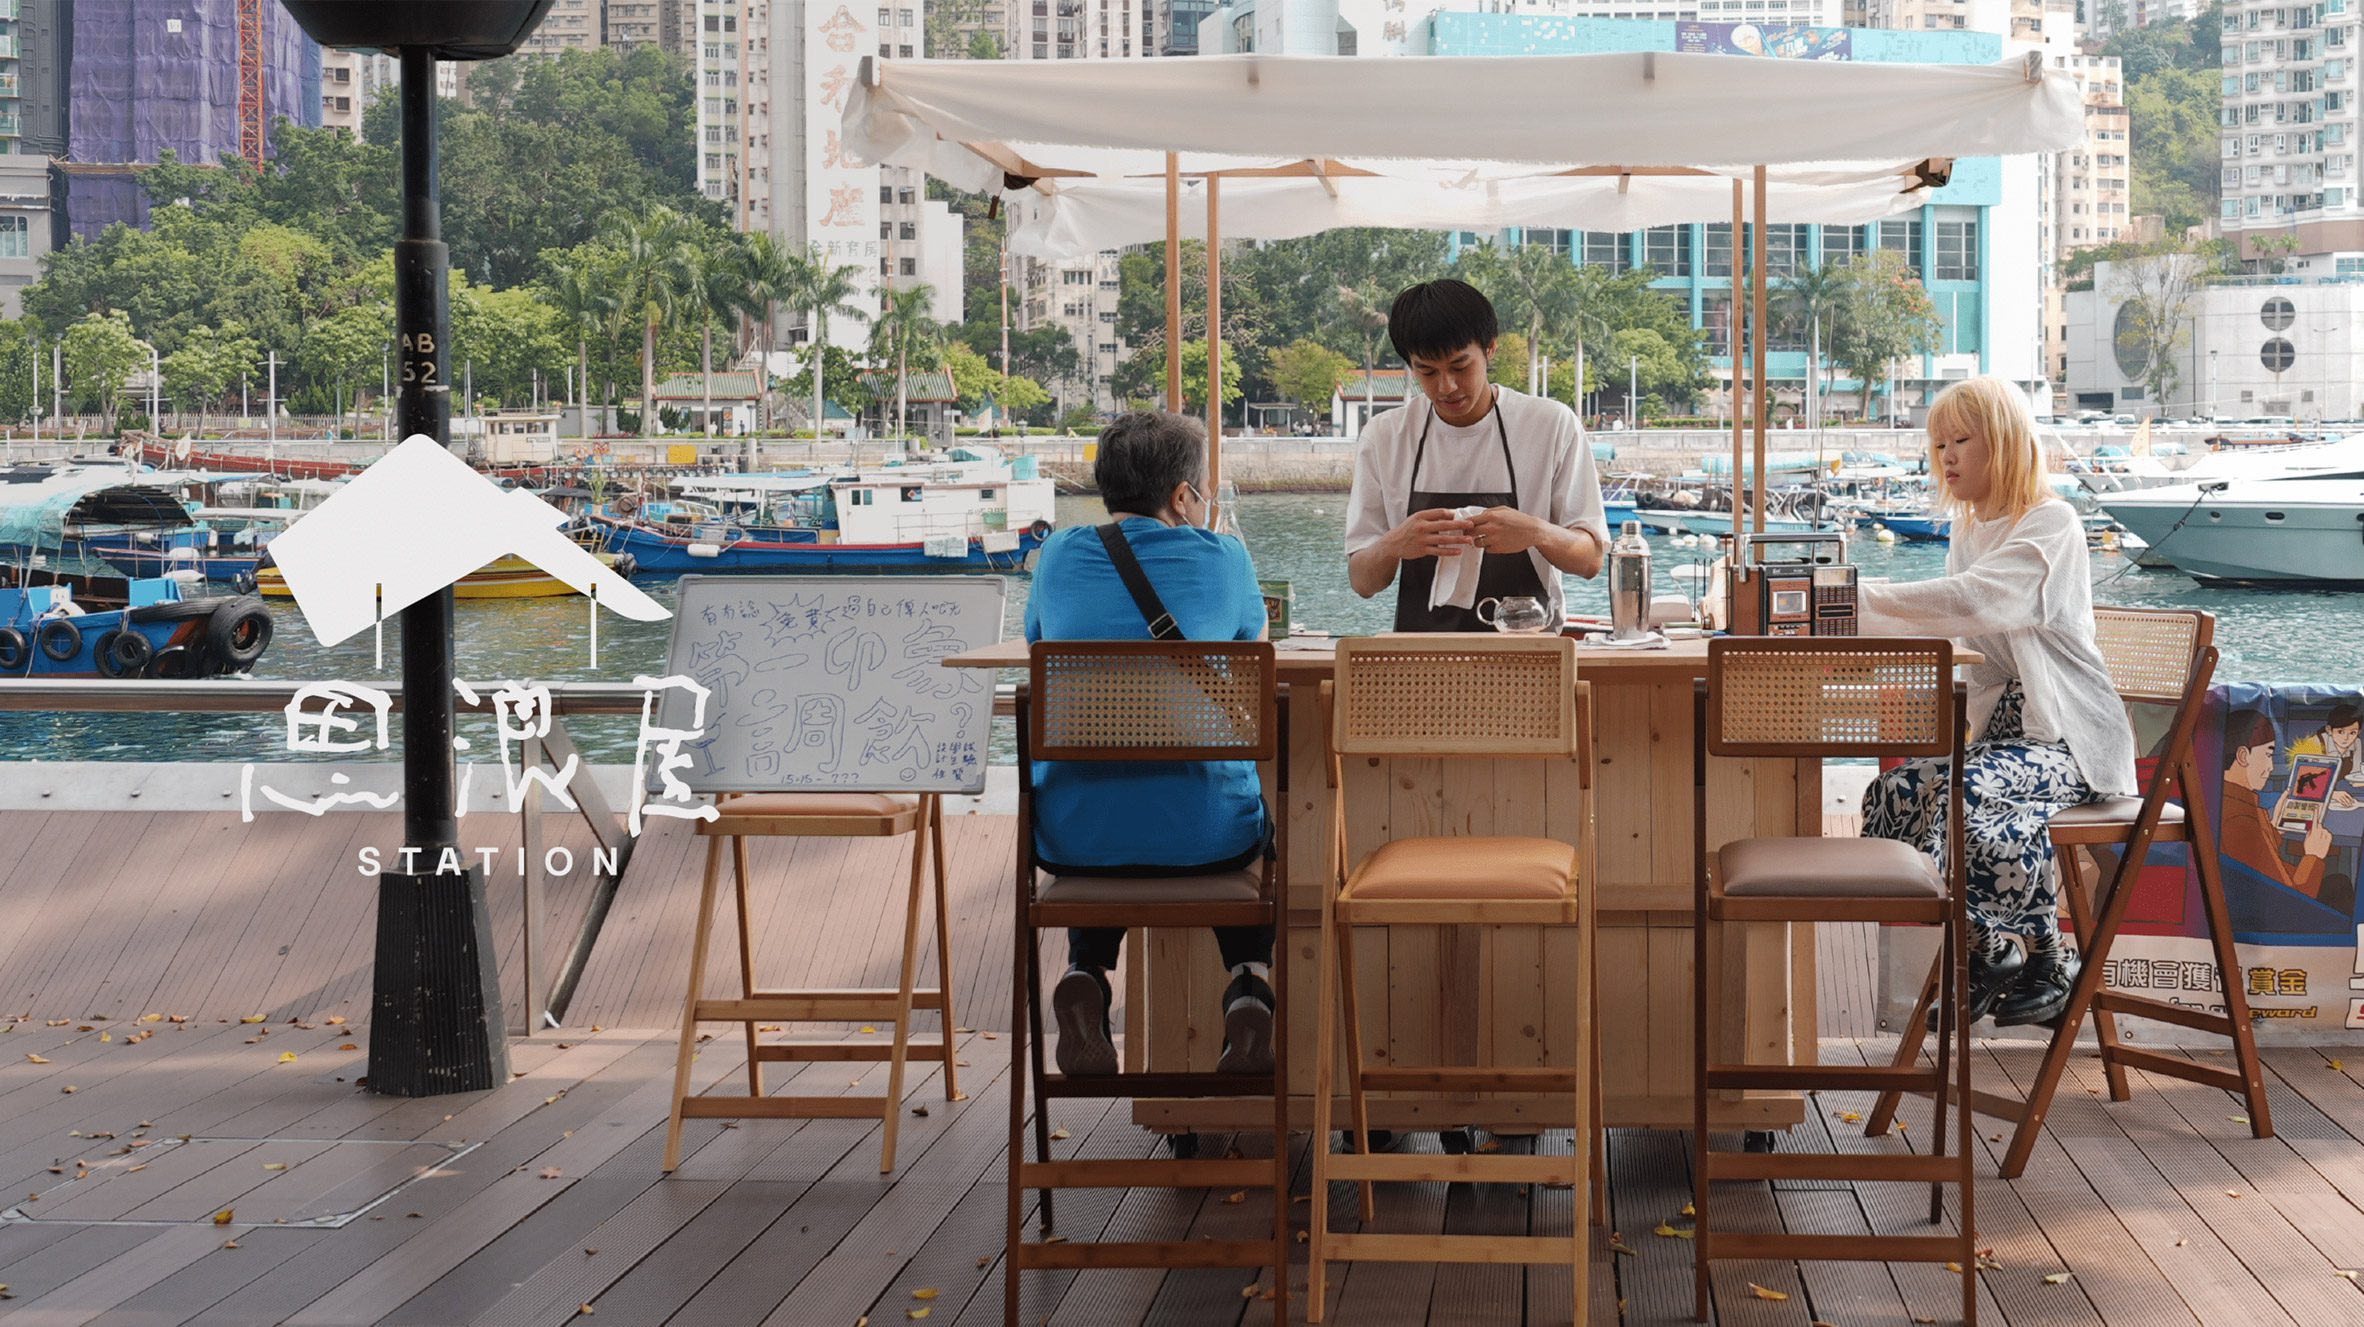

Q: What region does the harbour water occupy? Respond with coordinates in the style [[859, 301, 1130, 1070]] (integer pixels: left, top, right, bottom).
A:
[[5, 492, 2356, 764]]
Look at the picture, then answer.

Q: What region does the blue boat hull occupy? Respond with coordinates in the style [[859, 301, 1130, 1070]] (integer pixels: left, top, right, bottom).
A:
[[596, 518, 1048, 575], [0, 580, 275, 679], [1882, 515, 1953, 541], [83, 533, 265, 586]]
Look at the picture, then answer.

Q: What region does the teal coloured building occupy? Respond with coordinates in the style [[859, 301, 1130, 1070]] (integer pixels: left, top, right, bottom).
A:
[[1421, 13, 2045, 419]]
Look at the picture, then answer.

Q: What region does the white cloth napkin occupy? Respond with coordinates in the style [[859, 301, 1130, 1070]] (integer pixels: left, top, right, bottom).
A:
[[1428, 505, 1490, 613]]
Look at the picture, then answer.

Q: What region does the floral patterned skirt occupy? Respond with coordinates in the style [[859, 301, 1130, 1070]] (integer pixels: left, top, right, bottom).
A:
[[1861, 683, 2096, 947]]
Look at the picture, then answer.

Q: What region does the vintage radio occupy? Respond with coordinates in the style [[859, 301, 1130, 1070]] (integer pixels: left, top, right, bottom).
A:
[[1724, 533, 1858, 638]]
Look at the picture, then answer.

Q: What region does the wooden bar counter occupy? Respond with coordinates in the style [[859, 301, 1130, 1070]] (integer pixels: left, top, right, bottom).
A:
[[948, 636, 1898, 1135]]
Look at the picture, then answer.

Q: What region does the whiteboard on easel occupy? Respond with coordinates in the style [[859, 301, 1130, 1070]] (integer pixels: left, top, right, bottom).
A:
[[653, 574, 1007, 794]]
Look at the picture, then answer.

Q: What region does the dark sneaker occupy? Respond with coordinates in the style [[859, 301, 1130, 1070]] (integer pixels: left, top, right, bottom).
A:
[[1216, 971, 1276, 1075], [1052, 966, 1117, 1075], [1993, 951, 2079, 1029], [1926, 936, 2027, 1033]]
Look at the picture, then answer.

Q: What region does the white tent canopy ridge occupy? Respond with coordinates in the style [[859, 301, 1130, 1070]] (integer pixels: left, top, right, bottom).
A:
[[1002, 161, 1946, 260], [844, 49, 2085, 191]]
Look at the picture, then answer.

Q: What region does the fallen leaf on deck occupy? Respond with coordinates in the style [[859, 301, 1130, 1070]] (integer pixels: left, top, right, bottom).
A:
[[278, 1052, 298, 1064], [1049, 1127, 1069, 1140], [240, 1016, 265, 1024], [1474, 1139, 1502, 1153], [24, 1054, 47, 1064], [1747, 1284, 1789, 1302], [1834, 1110, 1862, 1124], [577, 1306, 594, 1317], [263, 1163, 287, 1172], [860, 1026, 877, 1035], [906, 1309, 930, 1321], [1608, 1235, 1636, 1256], [213, 1209, 234, 1225], [2230, 1115, 2250, 1125], [326, 1016, 346, 1025], [912, 1289, 939, 1300], [540, 1167, 563, 1179], [1296, 1230, 1309, 1243], [61, 1085, 75, 1094], [2044, 1272, 2074, 1285], [1239, 1285, 1257, 1300], [2336, 1269, 2358, 1280], [1223, 1191, 1246, 1205], [1681, 1203, 1695, 1217], [981, 1032, 997, 1040], [2226, 1190, 2243, 1198], [125, 1163, 146, 1173], [169, 1015, 188, 1024], [911, 1105, 929, 1117], [1945, 1263, 1964, 1274], [44, 1020, 66, 1027], [223, 1239, 240, 1249], [99, 1032, 110, 1043], [1652, 1223, 1693, 1240], [975, 1256, 990, 1268], [955, 1027, 975, 1034], [2175, 1238, 2188, 1247], [340, 1043, 359, 1052]]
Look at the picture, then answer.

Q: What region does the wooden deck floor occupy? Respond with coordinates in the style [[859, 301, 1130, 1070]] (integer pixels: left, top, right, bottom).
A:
[[2, 806, 2362, 1325]]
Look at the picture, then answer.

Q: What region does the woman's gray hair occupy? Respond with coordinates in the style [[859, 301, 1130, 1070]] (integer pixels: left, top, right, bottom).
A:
[[1093, 410, 1207, 516]]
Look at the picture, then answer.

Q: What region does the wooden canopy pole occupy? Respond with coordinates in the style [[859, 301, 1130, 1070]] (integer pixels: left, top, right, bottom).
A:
[[1206, 173, 1223, 499], [1729, 180, 1744, 549], [1751, 165, 1769, 535], [1165, 153, 1182, 411]]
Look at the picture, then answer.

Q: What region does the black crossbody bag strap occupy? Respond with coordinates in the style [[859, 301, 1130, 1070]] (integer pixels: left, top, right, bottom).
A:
[[1094, 521, 1182, 640]]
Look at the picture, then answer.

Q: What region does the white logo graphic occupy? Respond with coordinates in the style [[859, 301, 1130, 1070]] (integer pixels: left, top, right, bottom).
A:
[[264, 435, 669, 646]]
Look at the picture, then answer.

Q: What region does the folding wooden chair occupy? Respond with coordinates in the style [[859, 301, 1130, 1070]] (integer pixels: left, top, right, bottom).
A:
[[1694, 637, 1976, 1327], [1867, 607, 2274, 1179], [1005, 640, 1290, 1327], [661, 791, 958, 1175], [1308, 634, 1602, 1326]]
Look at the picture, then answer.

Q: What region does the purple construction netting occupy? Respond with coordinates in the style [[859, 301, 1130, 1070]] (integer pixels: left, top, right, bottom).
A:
[[66, 0, 323, 239]]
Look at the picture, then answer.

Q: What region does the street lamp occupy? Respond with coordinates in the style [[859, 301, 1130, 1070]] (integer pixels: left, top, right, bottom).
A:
[[280, 0, 556, 1099]]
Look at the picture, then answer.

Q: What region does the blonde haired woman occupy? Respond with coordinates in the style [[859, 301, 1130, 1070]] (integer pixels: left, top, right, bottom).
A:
[[1859, 376, 2136, 1029]]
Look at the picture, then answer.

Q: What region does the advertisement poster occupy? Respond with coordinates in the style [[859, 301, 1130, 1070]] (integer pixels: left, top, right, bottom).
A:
[[1674, 21, 1852, 61], [2102, 684, 2364, 1039]]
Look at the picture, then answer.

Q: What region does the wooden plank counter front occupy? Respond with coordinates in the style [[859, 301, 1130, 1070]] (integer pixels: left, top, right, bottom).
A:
[[948, 636, 1958, 1135]]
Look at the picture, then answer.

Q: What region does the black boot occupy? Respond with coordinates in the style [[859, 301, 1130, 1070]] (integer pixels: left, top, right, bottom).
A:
[[1993, 949, 2078, 1029], [1927, 934, 2026, 1032]]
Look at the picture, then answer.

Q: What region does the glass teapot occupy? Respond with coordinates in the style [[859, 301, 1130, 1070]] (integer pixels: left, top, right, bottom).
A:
[[1476, 595, 1553, 634]]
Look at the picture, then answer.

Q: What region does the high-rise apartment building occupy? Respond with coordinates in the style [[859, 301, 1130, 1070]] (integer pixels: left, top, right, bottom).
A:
[[1202, 0, 1844, 52], [2082, 0, 2202, 44], [1864, 0, 2041, 39], [1149, 0, 1221, 51], [698, 1, 961, 370], [1012, 0, 1143, 58], [319, 50, 457, 139], [521, 0, 697, 57], [2218, 0, 2364, 260], [2053, 54, 2131, 260]]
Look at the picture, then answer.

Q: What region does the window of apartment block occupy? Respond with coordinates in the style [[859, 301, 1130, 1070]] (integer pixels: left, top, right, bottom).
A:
[[1764, 223, 1805, 277], [1821, 223, 1866, 265], [899, 222, 915, 239], [0, 216, 26, 260], [1581, 230, 1630, 272], [1875, 217, 1923, 273], [1934, 213, 1978, 281], [901, 258, 916, 275], [1642, 225, 1691, 276], [1703, 222, 1736, 277]]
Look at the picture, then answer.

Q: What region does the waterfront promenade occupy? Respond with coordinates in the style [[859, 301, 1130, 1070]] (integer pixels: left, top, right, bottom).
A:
[[0, 782, 2359, 1325]]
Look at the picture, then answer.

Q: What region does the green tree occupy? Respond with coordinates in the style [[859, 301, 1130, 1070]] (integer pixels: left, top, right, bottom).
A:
[[64, 311, 143, 431], [1826, 251, 1945, 417], [0, 320, 34, 426], [679, 224, 752, 448], [2109, 242, 2216, 408], [602, 205, 695, 439], [1178, 339, 1243, 414], [869, 284, 942, 440], [943, 340, 1000, 406], [1332, 282, 1394, 425], [160, 325, 258, 434], [1464, 239, 1581, 393], [782, 344, 863, 430], [300, 302, 391, 435], [996, 373, 1051, 419], [1606, 328, 1694, 422], [1268, 337, 1354, 418], [1774, 262, 1853, 426], [786, 246, 869, 438], [542, 243, 623, 440]]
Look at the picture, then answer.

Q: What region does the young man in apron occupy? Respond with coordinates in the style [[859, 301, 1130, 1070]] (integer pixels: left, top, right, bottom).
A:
[[1345, 278, 1608, 631]]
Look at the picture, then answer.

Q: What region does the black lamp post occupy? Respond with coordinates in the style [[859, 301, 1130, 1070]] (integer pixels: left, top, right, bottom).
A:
[[279, 1, 555, 1097]]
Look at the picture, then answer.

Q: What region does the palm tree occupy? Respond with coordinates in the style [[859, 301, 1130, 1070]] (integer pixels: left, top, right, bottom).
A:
[[789, 246, 869, 442], [869, 284, 941, 443], [1498, 240, 1582, 394], [601, 206, 694, 440], [1334, 283, 1392, 428], [547, 255, 615, 446], [1775, 261, 1853, 430], [733, 230, 794, 377], [680, 226, 751, 450], [1561, 265, 1618, 415]]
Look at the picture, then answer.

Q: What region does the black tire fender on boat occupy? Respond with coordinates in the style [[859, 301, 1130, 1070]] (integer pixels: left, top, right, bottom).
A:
[[1028, 519, 1052, 539], [104, 629, 154, 677], [124, 597, 224, 626], [204, 599, 273, 672], [612, 553, 638, 578], [0, 627, 25, 671], [231, 571, 259, 596], [36, 616, 80, 663], [145, 645, 198, 679]]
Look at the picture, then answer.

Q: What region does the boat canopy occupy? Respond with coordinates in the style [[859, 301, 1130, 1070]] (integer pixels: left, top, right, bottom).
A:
[[0, 468, 195, 550], [672, 475, 837, 494]]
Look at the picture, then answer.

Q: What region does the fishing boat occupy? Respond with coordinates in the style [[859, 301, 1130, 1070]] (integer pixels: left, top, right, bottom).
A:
[[252, 539, 639, 601], [125, 436, 566, 484], [590, 448, 1057, 574]]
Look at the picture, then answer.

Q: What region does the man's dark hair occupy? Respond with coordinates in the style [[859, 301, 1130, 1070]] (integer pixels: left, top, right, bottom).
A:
[[1094, 410, 1206, 516], [1387, 278, 1498, 365], [2226, 709, 2277, 769], [2326, 701, 2360, 731]]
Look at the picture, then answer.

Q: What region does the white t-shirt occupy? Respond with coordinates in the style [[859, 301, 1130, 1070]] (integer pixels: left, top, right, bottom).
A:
[[1344, 386, 1609, 624]]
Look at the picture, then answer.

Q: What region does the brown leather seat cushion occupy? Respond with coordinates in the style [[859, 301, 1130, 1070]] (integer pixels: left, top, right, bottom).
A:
[[1719, 837, 1941, 898], [713, 792, 919, 819], [2050, 798, 2186, 829], [1039, 870, 1264, 905], [1345, 836, 1576, 900]]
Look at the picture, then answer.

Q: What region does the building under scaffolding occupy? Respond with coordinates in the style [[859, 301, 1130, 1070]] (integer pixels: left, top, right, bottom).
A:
[[57, 0, 321, 238]]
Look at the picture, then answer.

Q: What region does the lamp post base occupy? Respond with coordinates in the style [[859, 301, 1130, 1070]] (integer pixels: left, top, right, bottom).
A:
[[368, 865, 509, 1097]]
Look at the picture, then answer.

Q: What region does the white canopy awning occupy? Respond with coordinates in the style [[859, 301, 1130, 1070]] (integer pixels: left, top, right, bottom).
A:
[[846, 49, 2086, 192], [1004, 163, 1938, 259]]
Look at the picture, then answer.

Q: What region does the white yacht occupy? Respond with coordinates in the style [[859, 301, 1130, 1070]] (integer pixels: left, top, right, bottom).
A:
[[2097, 479, 2364, 585], [2067, 432, 2364, 496]]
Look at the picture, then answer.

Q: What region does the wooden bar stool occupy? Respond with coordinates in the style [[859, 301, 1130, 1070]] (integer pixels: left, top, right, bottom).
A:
[[661, 790, 958, 1175], [1005, 640, 1290, 1327], [1693, 638, 1975, 1326], [1867, 607, 2274, 1178], [1308, 634, 1602, 1326]]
